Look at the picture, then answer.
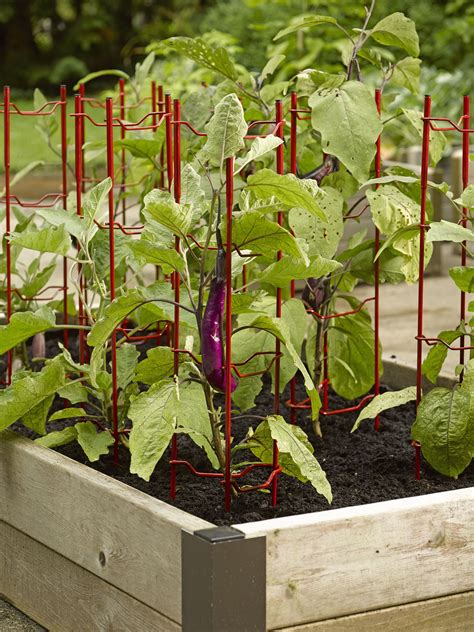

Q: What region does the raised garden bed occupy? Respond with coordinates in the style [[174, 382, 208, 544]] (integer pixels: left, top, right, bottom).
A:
[[1, 358, 474, 631]]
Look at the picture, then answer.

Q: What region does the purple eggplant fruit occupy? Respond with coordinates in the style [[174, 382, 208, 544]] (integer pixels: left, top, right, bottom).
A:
[[201, 230, 238, 393]]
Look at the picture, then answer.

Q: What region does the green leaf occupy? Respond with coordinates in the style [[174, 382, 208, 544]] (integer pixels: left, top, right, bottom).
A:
[[129, 240, 184, 273], [10, 224, 71, 256], [76, 422, 114, 462], [82, 177, 113, 233], [242, 313, 321, 419], [129, 380, 178, 481], [74, 70, 129, 91], [49, 407, 88, 421], [245, 169, 326, 220], [259, 54, 286, 82], [0, 359, 66, 431], [22, 395, 54, 435], [260, 255, 341, 288], [116, 343, 140, 391], [250, 415, 332, 502], [412, 386, 474, 477], [0, 307, 56, 355], [175, 382, 219, 470], [289, 185, 344, 258], [58, 382, 89, 404], [88, 290, 146, 347], [22, 263, 57, 299], [36, 208, 84, 240], [134, 347, 183, 385], [35, 426, 78, 448], [449, 267, 474, 292], [273, 15, 338, 41], [235, 137, 283, 174], [327, 309, 379, 400], [459, 184, 474, 208], [229, 211, 308, 262], [427, 220, 474, 243], [402, 109, 446, 166], [202, 94, 247, 169], [391, 57, 421, 93], [370, 12, 420, 57], [422, 328, 463, 384], [115, 139, 164, 162], [352, 387, 416, 431], [309, 82, 382, 183], [143, 189, 193, 238], [164, 37, 239, 81]]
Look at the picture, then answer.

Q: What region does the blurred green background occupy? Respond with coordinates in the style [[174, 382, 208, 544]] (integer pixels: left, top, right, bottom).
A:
[[1, 0, 473, 91]]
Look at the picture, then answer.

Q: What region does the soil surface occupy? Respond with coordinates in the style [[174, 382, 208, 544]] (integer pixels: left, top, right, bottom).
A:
[[8, 329, 474, 526]]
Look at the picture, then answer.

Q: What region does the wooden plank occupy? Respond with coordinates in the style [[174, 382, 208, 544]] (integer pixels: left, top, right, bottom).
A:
[[235, 488, 474, 629], [0, 520, 180, 632], [273, 590, 474, 631], [0, 431, 213, 624]]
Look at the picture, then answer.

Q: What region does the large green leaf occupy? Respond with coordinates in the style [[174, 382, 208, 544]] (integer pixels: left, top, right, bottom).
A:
[[0, 359, 66, 431], [35, 426, 78, 448], [412, 386, 474, 477], [129, 240, 184, 273], [36, 208, 84, 240], [289, 185, 344, 258], [391, 57, 421, 93], [175, 382, 219, 470], [164, 37, 239, 81], [82, 177, 112, 232], [369, 13, 419, 57], [249, 415, 332, 502], [116, 343, 140, 391], [449, 267, 474, 292], [245, 169, 325, 220], [309, 82, 382, 182], [273, 15, 338, 40], [427, 221, 474, 244], [422, 328, 464, 384], [202, 93, 247, 170], [367, 185, 432, 283], [128, 380, 178, 481], [260, 255, 341, 288], [87, 290, 145, 347], [0, 307, 56, 355], [135, 347, 178, 385], [76, 422, 114, 462], [114, 139, 163, 162], [352, 387, 417, 431], [229, 211, 308, 262], [22, 395, 54, 435], [235, 136, 283, 174], [402, 109, 446, 166], [10, 224, 71, 256], [327, 309, 379, 400], [143, 189, 193, 239]]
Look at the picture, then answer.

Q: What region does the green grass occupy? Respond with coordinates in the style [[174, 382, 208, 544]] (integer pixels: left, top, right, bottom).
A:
[[0, 97, 105, 174]]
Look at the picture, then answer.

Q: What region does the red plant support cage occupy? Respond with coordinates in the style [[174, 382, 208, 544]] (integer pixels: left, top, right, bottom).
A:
[[414, 94, 473, 479], [2, 82, 451, 510]]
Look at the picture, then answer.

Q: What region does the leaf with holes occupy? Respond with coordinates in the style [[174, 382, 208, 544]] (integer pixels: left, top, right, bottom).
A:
[[165, 37, 239, 81]]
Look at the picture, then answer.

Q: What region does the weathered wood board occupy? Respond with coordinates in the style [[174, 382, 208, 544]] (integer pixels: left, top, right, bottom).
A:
[[236, 488, 474, 629], [0, 520, 180, 632], [0, 430, 212, 625], [273, 590, 474, 631]]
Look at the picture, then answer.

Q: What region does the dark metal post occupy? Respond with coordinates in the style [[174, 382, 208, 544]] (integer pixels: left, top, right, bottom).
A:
[[182, 526, 266, 632]]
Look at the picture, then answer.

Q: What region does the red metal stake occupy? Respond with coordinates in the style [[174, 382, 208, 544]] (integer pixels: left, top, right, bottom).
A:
[[106, 97, 119, 464], [460, 95, 470, 374], [74, 94, 87, 365], [60, 85, 69, 349], [3, 86, 12, 384], [289, 91, 298, 424], [415, 95, 432, 480], [165, 94, 174, 191], [170, 99, 181, 499], [271, 100, 285, 507], [224, 157, 234, 512], [374, 89, 382, 431], [118, 78, 126, 224]]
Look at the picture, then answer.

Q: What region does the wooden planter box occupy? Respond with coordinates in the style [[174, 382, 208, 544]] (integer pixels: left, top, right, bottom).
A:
[[1, 359, 473, 631]]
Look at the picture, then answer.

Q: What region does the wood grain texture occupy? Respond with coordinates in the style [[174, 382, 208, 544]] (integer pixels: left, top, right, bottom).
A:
[[0, 431, 213, 624], [236, 488, 474, 629], [273, 590, 474, 631], [0, 521, 180, 632]]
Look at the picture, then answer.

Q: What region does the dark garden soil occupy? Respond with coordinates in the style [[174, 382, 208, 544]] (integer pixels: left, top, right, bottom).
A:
[[6, 331, 474, 526]]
